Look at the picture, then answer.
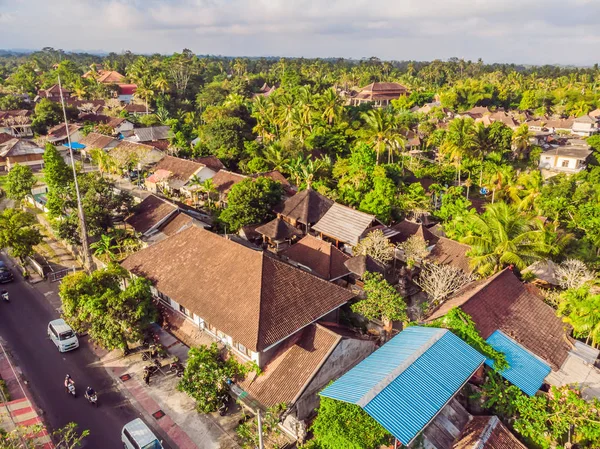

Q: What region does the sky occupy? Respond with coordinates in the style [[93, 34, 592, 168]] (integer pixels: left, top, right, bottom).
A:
[[1, 0, 600, 65]]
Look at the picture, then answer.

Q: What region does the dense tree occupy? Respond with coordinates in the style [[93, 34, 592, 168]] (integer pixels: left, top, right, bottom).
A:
[[4, 164, 36, 202], [351, 272, 407, 331], [0, 208, 43, 263], [59, 264, 157, 351], [558, 287, 600, 347], [219, 177, 283, 232]]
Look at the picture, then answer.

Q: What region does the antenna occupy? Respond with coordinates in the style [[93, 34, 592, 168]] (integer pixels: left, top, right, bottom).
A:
[[57, 72, 94, 271]]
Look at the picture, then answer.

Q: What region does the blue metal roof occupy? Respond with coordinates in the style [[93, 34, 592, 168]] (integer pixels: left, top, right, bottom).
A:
[[320, 326, 485, 445], [62, 142, 86, 150], [485, 330, 551, 396]]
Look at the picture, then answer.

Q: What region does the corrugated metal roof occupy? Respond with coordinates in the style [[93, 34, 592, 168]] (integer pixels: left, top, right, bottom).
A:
[[485, 330, 551, 396], [133, 126, 171, 142], [320, 326, 485, 445], [312, 203, 375, 245]]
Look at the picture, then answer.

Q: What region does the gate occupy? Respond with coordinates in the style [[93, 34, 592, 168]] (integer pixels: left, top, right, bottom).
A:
[[48, 267, 76, 282]]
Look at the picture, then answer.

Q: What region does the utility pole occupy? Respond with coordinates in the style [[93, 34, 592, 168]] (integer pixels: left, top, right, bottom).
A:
[[257, 409, 264, 449], [57, 73, 93, 271]]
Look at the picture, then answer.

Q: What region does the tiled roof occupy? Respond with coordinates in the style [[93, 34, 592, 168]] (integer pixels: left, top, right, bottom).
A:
[[280, 234, 350, 280], [194, 155, 225, 171], [110, 141, 164, 168], [79, 132, 116, 150], [427, 237, 472, 273], [125, 194, 177, 235], [344, 254, 386, 276], [275, 189, 334, 226], [125, 103, 151, 113], [313, 203, 375, 245], [0, 139, 44, 157], [211, 170, 248, 194], [121, 226, 355, 351], [426, 268, 572, 370], [390, 220, 439, 245], [255, 218, 302, 241], [453, 416, 526, 449], [355, 82, 408, 101], [47, 123, 81, 140], [0, 133, 14, 145], [153, 155, 203, 182], [239, 324, 341, 407], [158, 212, 194, 237], [93, 70, 125, 84]]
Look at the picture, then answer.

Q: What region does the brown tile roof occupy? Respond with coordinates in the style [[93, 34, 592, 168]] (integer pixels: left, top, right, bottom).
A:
[[427, 237, 472, 273], [121, 226, 355, 351], [467, 106, 491, 116], [355, 82, 408, 101], [280, 235, 350, 280], [124, 103, 151, 113], [255, 218, 302, 241], [453, 416, 526, 449], [239, 324, 341, 407], [0, 133, 14, 145], [344, 254, 387, 277], [390, 220, 439, 245], [125, 194, 177, 235], [153, 155, 203, 182], [194, 156, 225, 171], [211, 170, 248, 194], [110, 141, 164, 168], [426, 268, 572, 370], [47, 123, 81, 140], [0, 139, 44, 158], [312, 203, 375, 245], [86, 70, 125, 84], [275, 189, 334, 226], [79, 132, 116, 150], [159, 212, 194, 237]]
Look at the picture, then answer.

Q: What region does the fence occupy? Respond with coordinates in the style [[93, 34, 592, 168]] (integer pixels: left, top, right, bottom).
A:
[[48, 267, 76, 283]]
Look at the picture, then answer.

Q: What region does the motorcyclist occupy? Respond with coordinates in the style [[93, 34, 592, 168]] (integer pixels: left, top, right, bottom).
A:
[[64, 374, 74, 392], [85, 386, 96, 398], [1, 290, 8, 300]]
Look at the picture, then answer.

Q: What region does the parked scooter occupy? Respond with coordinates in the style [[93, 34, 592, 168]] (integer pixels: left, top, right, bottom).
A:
[[217, 393, 229, 416], [1, 290, 9, 302], [85, 386, 98, 407], [166, 358, 184, 377]]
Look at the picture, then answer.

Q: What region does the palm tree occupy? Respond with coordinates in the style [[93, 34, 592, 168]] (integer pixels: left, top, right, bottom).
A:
[[90, 234, 120, 261], [320, 88, 342, 125], [90, 148, 116, 176], [263, 143, 290, 172], [200, 178, 217, 207], [512, 124, 532, 160], [462, 202, 549, 276], [361, 109, 404, 164], [558, 287, 600, 347], [441, 117, 477, 185], [153, 73, 169, 95]]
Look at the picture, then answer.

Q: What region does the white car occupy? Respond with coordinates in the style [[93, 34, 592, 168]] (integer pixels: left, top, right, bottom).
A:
[[122, 419, 163, 449], [48, 319, 79, 352]]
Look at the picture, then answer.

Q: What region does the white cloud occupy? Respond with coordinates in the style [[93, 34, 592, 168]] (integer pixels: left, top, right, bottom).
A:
[[0, 0, 599, 64]]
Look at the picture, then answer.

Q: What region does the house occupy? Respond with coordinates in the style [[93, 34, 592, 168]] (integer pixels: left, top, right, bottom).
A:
[[252, 83, 277, 98], [488, 111, 519, 129], [109, 141, 164, 171], [239, 322, 376, 439], [312, 203, 377, 249], [538, 142, 592, 174], [78, 114, 134, 135], [0, 138, 45, 171], [124, 103, 152, 116], [280, 234, 350, 281], [116, 84, 137, 104], [255, 218, 303, 250], [321, 326, 486, 447], [144, 155, 217, 195], [124, 125, 171, 143], [425, 268, 589, 396], [0, 110, 33, 137], [45, 123, 83, 145], [452, 416, 526, 449], [193, 155, 225, 171], [78, 132, 119, 160], [349, 82, 408, 107], [275, 188, 334, 233], [210, 170, 248, 203], [571, 113, 600, 137], [66, 99, 107, 115], [36, 84, 71, 102], [527, 118, 574, 134], [83, 69, 126, 84], [121, 226, 356, 368]]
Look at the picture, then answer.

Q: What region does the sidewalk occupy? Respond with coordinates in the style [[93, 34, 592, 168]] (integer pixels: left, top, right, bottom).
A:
[[33, 280, 241, 449], [0, 342, 52, 448]]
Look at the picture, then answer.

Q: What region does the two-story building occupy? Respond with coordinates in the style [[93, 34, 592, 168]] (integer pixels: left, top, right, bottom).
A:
[[538, 141, 592, 175], [572, 113, 600, 137]]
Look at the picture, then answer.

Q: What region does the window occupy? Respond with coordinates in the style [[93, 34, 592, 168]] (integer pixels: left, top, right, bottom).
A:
[[179, 304, 191, 317], [123, 429, 141, 449], [237, 342, 249, 356], [561, 160, 570, 168]]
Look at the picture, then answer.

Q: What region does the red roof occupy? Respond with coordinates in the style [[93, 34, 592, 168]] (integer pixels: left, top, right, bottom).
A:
[[118, 84, 137, 96]]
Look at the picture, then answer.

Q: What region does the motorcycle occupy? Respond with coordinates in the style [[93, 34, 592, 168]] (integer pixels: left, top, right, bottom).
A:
[[66, 382, 76, 397], [217, 393, 229, 416], [144, 364, 160, 377], [1, 291, 8, 302], [85, 390, 98, 407], [167, 359, 184, 377]]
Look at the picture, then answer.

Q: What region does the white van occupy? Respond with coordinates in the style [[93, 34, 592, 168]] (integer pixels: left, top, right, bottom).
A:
[[47, 319, 79, 352], [122, 419, 163, 449]]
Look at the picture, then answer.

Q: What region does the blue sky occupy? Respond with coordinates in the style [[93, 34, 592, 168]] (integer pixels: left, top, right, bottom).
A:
[[1, 0, 599, 65]]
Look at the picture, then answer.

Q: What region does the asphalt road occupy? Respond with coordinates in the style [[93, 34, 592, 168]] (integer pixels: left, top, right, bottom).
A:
[[0, 263, 150, 448]]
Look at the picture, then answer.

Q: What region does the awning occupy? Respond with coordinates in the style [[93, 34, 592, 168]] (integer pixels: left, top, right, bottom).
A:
[[62, 142, 85, 150], [485, 330, 551, 396]]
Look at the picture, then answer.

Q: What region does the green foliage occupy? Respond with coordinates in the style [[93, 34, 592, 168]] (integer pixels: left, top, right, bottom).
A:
[[4, 164, 35, 202], [0, 208, 42, 263], [480, 371, 600, 449], [235, 403, 287, 448], [219, 177, 283, 232], [427, 308, 508, 370], [43, 143, 73, 190], [0, 422, 89, 449], [558, 286, 600, 347], [177, 343, 247, 413], [311, 396, 392, 449], [31, 98, 65, 134], [351, 272, 407, 324], [359, 175, 397, 222], [59, 264, 157, 351]]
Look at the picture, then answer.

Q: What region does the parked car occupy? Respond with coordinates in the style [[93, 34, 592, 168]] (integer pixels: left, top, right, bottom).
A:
[[122, 419, 163, 449], [48, 319, 79, 352], [0, 262, 13, 284]]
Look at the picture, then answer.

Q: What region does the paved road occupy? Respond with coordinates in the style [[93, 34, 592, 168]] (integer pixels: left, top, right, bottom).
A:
[[0, 261, 158, 448]]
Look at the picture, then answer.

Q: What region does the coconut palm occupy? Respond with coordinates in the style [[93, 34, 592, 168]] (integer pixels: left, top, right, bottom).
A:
[[263, 143, 290, 172], [462, 202, 549, 276], [153, 73, 169, 95], [320, 88, 342, 125], [90, 148, 116, 176], [441, 117, 477, 184], [558, 287, 600, 347], [200, 178, 217, 207], [361, 109, 404, 164], [512, 124, 532, 160]]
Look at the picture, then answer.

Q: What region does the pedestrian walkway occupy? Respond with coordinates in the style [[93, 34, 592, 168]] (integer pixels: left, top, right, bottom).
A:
[[0, 345, 52, 448]]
